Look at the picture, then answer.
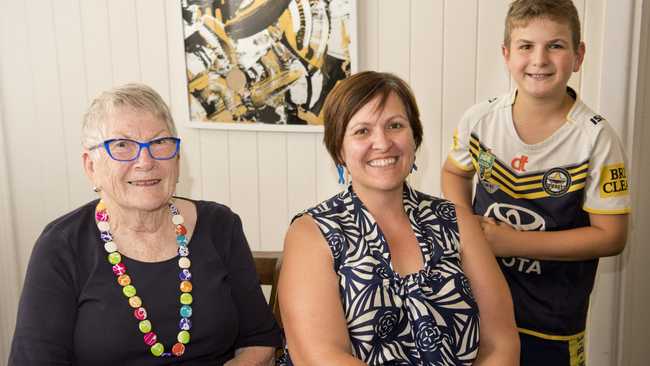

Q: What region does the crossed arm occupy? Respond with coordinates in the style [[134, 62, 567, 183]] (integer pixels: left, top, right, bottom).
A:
[[442, 159, 628, 261]]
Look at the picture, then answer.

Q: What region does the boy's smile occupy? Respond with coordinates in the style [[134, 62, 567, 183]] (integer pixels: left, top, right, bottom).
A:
[[503, 18, 585, 102]]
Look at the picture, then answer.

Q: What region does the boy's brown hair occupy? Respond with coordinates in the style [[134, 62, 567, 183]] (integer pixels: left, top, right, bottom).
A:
[[504, 0, 581, 51], [322, 71, 423, 165]]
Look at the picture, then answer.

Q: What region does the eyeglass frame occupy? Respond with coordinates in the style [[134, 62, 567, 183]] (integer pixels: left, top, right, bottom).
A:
[[89, 137, 181, 162]]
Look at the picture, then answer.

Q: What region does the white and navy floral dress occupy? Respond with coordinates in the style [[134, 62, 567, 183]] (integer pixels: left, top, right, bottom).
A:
[[280, 183, 480, 365]]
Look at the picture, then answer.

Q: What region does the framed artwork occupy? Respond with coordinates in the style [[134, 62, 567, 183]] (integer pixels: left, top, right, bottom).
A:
[[181, 0, 357, 132]]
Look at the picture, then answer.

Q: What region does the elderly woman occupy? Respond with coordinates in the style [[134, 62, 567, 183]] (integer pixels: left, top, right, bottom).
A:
[[278, 71, 520, 365], [9, 84, 281, 365]]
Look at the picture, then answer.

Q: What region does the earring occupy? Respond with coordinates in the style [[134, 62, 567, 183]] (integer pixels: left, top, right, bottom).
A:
[[93, 186, 101, 193], [336, 164, 346, 185], [411, 162, 418, 173]]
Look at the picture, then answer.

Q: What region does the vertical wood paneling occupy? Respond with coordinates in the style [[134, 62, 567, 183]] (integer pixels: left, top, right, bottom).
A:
[[0, 83, 20, 366], [357, 0, 378, 70], [1, 0, 35, 276], [258, 133, 289, 251], [475, 0, 510, 102], [286, 134, 317, 220], [580, 0, 605, 108], [228, 131, 260, 248], [80, 0, 113, 99], [53, 0, 96, 208], [107, 1, 141, 85], [199, 131, 230, 204], [165, 0, 202, 199], [315, 134, 340, 202], [136, 0, 171, 101], [410, 1, 443, 195], [441, 0, 478, 162], [377, 0, 411, 81], [25, 0, 70, 223]]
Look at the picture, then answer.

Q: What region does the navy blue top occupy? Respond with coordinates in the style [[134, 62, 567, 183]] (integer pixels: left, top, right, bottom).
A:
[[281, 184, 479, 365], [10, 199, 281, 365]]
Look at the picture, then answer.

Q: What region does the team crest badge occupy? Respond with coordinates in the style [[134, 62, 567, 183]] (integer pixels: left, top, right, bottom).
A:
[[478, 149, 496, 181], [542, 168, 572, 196]]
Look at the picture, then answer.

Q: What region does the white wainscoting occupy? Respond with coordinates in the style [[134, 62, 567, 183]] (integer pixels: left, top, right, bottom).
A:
[[1, 1, 648, 365]]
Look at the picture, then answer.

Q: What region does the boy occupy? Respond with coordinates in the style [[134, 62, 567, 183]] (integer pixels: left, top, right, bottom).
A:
[[441, 0, 630, 365]]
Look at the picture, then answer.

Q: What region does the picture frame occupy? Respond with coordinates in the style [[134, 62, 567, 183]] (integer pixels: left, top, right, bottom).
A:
[[181, 0, 358, 132]]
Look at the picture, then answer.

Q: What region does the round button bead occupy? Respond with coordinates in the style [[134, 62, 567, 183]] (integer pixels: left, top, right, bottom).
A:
[[100, 232, 113, 242], [179, 317, 192, 331], [108, 252, 121, 265], [139, 319, 152, 333], [175, 224, 187, 236], [180, 281, 192, 293], [179, 269, 192, 281], [150, 342, 164, 356], [134, 307, 147, 320], [180, 305, 192, 318], [117, 274, 131, 287], [144, 331, 157, 346], [95, 210, 109, 222], [112, 263, 127, 276], [128, 296, 142, 308], [177, 330, 190, 344], [172, 215, 184, 225], [178, 246, 189, 257], [104, 241, 117, 253], [172, 342, 186, 357], [178, 257, 191, 269], [180, 293, 193, 305], [122, 285, 137, 298], [97, 221, 110, 232], [96, 201, 106, 211]]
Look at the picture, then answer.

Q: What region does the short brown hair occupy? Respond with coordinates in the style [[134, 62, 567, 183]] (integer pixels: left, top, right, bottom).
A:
[[322, 71, 423, 165], [504, 0, 581, 51]]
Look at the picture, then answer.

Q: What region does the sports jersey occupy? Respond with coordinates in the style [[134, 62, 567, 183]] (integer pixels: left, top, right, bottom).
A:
[[447, 87, 630, 339]]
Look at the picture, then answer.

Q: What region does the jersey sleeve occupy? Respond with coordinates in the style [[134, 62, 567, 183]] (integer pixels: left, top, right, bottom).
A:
[[447, 107, 477, 172], [582, 122, 631, 214]]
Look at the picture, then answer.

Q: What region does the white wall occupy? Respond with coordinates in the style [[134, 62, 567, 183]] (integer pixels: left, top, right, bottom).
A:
[[0, 0, 648, 365]]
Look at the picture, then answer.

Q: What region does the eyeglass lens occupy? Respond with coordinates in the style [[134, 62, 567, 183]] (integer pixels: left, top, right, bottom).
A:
[[107, 138, 178, 160]]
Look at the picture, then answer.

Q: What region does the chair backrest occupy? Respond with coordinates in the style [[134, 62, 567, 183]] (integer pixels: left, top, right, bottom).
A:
[[252, 251, 282, 328]]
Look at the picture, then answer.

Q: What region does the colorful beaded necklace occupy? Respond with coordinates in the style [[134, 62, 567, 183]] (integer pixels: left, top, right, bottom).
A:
[[95, 200, 193, 358]]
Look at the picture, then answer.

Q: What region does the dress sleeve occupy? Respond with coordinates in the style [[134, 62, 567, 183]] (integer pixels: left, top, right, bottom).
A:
[[9, 228, 77, 365], [447, 107, 477, 172], [227, 214, 282, 349], [582, 122, 631, 214]]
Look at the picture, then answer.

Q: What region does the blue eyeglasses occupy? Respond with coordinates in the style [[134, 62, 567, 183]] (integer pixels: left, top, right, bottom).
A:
[[90, 137, 181, 162]]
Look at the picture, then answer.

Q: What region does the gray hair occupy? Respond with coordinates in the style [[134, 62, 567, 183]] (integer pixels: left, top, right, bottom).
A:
[[81, 83, 177, 149]]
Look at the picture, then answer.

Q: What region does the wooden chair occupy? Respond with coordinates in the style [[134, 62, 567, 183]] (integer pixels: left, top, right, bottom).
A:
[[252, 251, 283, 329]]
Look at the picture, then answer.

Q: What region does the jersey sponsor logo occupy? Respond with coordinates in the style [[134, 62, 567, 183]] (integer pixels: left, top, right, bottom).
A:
[[484, 203, 546, 231], [501, 257, 542, 275], [590, 115, 604, 125], [600, 163, 629, 197], [511, 155, 529, 172], [542, 168, 572, 197], [478, 149, 496, 180]]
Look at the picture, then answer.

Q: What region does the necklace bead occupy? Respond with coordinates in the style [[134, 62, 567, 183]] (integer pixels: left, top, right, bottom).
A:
[[96, 200, 192, 358]]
